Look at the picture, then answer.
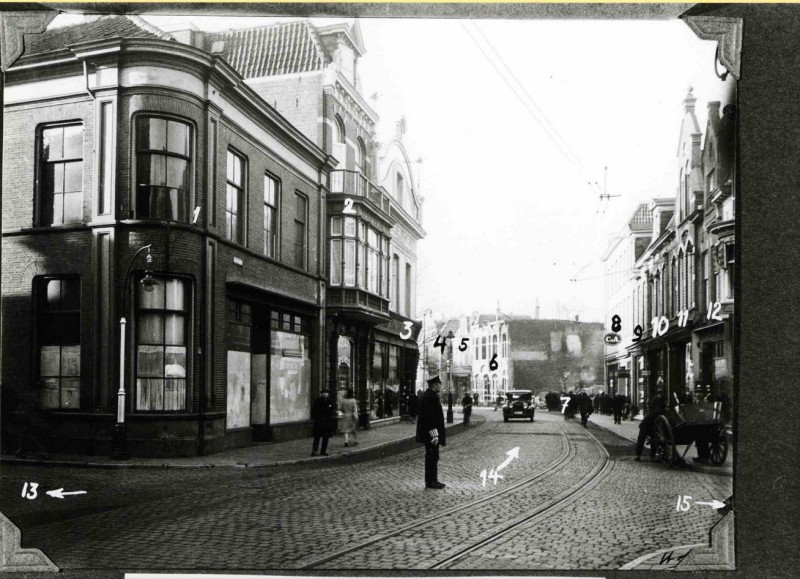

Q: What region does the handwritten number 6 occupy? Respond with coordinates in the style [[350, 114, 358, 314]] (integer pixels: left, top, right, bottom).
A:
[[489, 353, 498, 371]]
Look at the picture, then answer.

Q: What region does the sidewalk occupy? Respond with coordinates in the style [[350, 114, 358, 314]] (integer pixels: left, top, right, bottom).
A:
[[587, 412, 733, 476], [1, 411, 483, 470]]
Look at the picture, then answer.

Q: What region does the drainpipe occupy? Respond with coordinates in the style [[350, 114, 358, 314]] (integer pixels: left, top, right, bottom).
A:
[[82, 60, 96, 100]]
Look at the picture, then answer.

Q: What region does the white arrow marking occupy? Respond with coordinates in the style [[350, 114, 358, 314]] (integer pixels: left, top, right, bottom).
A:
[[496, 447, 520, 472], [46, 488, 87, 499], [694, 500, 726, 510]]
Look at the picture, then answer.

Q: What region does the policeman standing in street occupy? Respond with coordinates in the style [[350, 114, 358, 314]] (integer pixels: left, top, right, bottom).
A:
[[416, 375, 447, 489]]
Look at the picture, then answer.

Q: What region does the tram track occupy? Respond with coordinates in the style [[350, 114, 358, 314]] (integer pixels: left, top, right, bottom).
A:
[[299, 419, 610, 570]]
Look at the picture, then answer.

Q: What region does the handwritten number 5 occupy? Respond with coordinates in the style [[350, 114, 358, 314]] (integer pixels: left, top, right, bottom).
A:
[[458, 337, 470, 352]]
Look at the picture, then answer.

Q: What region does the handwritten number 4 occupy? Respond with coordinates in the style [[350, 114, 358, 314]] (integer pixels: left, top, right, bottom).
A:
[[434, 335, 447, 354]]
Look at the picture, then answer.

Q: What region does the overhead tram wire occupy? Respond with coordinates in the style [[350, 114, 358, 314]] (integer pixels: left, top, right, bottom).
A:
[[460, 21, 602, 198]]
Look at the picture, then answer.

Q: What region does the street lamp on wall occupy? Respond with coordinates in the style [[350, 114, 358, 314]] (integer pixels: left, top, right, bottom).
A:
[[112, 244, 158, 460], [446, 329, 455, 424]]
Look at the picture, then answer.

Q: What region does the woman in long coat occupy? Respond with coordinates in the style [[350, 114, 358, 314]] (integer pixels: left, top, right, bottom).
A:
[[339, 388, 358, 447]]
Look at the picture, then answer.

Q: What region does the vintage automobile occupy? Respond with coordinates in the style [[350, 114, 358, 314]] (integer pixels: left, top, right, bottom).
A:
[[503, 390, 535, 422]]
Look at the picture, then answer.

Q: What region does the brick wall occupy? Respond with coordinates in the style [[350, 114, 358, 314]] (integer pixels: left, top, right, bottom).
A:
[[247, 74, 325, 146]]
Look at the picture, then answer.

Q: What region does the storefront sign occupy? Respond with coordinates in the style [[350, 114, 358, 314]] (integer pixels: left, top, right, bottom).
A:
[[604, 332, 622, 345]]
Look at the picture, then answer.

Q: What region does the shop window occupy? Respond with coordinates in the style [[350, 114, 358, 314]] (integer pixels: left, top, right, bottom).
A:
[[714, 341, 725, 358], [136, 277, 189, 411], [226, 149, 245, 244], [136, 117, 191, 222], [264, 173, 279, 258], [39, 123, 84, 225], [36, 277, 81, 409]]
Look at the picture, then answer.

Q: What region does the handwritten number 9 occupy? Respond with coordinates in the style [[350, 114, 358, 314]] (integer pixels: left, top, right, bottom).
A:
[[632, 325, 643, 343]]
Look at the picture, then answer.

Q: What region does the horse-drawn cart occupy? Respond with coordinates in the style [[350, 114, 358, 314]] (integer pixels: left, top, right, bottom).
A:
[[653, 399, 729, 467]]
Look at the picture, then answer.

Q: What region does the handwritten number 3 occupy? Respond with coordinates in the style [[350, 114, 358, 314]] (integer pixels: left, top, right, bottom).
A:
[[400, 321, 413, 340]]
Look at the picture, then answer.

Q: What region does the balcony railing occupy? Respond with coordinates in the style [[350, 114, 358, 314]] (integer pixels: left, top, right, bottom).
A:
[[329, 170, 392, 215]]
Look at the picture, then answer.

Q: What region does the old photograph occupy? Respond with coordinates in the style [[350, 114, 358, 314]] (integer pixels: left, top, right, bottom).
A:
[[0, 2, 749, 575]]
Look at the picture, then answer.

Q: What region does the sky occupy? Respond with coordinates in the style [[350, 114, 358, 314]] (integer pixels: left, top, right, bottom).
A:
[[52, 11, 731, 323]]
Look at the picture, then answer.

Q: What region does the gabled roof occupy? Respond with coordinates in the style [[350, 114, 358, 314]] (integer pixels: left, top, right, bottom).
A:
[[17, 16, 167, 64], [205, 20, 326, 78]]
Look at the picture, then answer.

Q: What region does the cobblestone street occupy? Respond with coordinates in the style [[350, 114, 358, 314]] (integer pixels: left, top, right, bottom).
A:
[[0, 407, 731, 572]]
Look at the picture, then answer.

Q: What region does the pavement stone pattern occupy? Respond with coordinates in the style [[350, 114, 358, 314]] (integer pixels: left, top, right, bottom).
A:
[[0, 408, 732, 572]]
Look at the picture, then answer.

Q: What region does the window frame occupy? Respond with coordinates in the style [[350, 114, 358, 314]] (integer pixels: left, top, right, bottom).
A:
[[292, 192, 308, 270], [34, 275, 82, 410], [226, 148, 247, 245], [36, 122, 85, 227], [263, 172, 280, 259], [134, 275, 192, 413], [134, 115, 193, 223]]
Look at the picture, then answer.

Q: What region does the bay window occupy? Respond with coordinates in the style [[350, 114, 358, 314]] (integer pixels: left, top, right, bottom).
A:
[[136, 117, 191, 222]]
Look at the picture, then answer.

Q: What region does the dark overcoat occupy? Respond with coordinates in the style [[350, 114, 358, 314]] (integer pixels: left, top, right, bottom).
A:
[[311, 395, 337, 437], [415, 388, 446, 446]]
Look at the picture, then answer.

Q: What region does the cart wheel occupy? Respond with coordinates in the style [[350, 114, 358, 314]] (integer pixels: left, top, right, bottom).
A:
[[655, 415, 676, 467], [709, 426, 729, 466], [504, 416, 509, 423]]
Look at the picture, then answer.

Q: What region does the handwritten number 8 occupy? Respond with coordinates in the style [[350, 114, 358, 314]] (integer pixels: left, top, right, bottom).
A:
[[611, 315, 622, 333]]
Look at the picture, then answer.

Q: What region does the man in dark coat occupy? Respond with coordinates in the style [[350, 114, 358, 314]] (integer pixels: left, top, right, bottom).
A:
[[461, 391, 473, 425], [635, 387, 667, 461], [311, 388, 337, 456], [416, 375, 446, 489], [577, 392, 593, 427], [612, 393, 626, 425]]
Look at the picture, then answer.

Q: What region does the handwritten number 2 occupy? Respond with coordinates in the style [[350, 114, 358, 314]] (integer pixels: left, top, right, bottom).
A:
[[343, 198, 356, 214]]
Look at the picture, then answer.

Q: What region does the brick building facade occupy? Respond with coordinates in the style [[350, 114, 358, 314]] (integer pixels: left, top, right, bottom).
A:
[[1, 16, 334, 457]]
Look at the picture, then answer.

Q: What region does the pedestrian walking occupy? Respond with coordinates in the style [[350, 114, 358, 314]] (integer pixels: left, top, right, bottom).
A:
[[416, 375, 446, 489], [338, 388, 358, 447], [310, 388, 337, 456], [635, 386, 667, 461], [461, 391, 473, 425], [494, 395, 503, 411], [577, 391, 593, 427], [612, 393, 626, 425]]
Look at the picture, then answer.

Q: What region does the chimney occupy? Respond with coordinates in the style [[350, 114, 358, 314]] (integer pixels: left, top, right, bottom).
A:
[[535, 297, 540, 320], [683, 86, 697, 114], [707, 101, 721, 121]]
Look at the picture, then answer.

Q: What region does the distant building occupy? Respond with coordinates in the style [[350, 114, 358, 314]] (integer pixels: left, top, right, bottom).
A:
[[469, 310, 605, 404], [601, 203, 653, 399]]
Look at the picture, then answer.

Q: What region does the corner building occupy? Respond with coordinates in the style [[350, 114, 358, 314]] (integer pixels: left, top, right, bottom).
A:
[[204, 19, 425, 425], [1, 16, 333, 456]]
